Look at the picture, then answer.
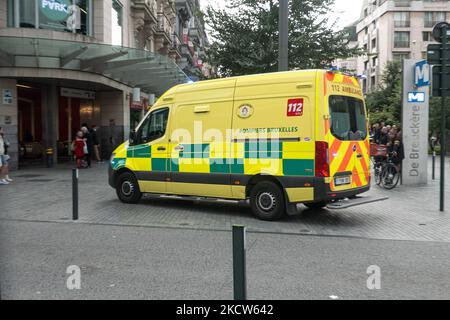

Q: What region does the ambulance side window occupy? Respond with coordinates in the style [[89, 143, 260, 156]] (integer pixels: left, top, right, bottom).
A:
[[138, 108, 169, 144]]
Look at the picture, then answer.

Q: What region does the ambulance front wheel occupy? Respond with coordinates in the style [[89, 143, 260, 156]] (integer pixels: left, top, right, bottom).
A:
[[116, 172, 142, 204], [250, 181, 286, 221]]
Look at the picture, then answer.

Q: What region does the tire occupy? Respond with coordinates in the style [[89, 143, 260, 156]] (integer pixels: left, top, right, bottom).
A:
[[304, 202, 328, 209], [381, 164, 400, 190], [250, 181, 286, 221], [116, 172, 142, 204]]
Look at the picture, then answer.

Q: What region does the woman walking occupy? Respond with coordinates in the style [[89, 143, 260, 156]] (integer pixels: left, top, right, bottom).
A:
[[72, 131, 86, 169]]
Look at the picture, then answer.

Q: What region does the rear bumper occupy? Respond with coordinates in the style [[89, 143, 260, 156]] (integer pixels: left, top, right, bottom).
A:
[[313, 178, 370, 203]]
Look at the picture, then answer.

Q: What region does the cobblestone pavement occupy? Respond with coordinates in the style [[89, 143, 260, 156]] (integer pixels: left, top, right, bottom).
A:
[[1, 158, 450, 242]]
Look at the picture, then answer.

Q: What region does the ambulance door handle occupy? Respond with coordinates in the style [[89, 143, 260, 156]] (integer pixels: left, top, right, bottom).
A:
[[174, 145, 184, 152], [357, 154, 363, 159], [157, 147, 166, 151]]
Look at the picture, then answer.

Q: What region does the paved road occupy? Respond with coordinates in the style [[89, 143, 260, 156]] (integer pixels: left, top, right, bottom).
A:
[[1, 158, 450, 241], [1, 219, 449, 300]]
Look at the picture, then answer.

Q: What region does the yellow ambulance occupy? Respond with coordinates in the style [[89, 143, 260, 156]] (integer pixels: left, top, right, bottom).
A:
[[109, 69, 373, 221]]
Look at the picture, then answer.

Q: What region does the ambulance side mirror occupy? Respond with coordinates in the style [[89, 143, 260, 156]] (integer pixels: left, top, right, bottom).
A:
[[129, 130, 137, 146]]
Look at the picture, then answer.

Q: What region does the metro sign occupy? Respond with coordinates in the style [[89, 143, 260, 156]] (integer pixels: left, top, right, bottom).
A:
[[408, 92, 426, 103], [415, 60, 430, 87]]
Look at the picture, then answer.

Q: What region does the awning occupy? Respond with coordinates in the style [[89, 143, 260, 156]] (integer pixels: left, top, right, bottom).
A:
[[0, 36, 190, 96]]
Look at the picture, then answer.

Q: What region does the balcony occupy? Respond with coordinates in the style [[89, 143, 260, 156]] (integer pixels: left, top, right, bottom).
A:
[[156, 13, 173, 43], [394, 41, 410, 49], [394, 21, 411, 28], [169, 32, 182, 59], [394, 0, 411, 8], [132, 0, 158, 22]]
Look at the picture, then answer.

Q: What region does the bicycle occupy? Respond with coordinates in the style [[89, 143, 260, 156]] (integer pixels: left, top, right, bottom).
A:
[[372, 153, 400, 190]]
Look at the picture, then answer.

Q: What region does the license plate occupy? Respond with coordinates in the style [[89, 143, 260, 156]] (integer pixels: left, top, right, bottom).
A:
[[335, 176, 351, 186]]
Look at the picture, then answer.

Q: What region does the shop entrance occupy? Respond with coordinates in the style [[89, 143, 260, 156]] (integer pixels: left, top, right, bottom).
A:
[[17, 83, 96, 167], [58, 96, 95, 161]]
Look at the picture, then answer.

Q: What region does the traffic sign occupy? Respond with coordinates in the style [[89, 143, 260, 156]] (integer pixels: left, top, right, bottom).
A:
[[432, 22, 450, 43], [414, 60, 430, 87], [431, 65, 450, 97], [408, 92, 426, 103], [428, 43, 450, 65]]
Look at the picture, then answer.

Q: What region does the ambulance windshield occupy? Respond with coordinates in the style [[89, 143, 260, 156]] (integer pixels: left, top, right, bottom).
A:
[[329, 96, 367, 141]]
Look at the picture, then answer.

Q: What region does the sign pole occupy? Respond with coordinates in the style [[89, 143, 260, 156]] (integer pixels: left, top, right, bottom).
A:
[[429, 22, 450, 212], [440, 25, 448, 212], [278, 0, 289, 72]]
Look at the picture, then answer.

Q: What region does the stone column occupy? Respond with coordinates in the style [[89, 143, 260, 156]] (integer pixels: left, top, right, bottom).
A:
[[41, 82, 59, 165]]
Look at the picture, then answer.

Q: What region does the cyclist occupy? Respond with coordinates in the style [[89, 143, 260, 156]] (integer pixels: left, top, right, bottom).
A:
[[387, 139, 405, 173]]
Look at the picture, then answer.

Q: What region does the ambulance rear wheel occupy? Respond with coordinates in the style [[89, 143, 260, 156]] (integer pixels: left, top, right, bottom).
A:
[[250, 181, 286, 221], [116, 172, 142, 204]]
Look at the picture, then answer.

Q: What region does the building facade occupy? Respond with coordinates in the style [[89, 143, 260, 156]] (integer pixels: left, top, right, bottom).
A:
[[356, 0, 450, 93], [0, 0, 212, 170], [334, 23, 359, 72]]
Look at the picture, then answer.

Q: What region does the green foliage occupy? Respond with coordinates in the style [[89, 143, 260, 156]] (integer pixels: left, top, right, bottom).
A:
[[205, 0, 362, 76], [429, 97, 450, 136], [366, 61, 402, 125]]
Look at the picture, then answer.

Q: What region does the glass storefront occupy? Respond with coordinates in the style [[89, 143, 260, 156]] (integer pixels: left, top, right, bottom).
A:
[[7, 0, 92, 36]]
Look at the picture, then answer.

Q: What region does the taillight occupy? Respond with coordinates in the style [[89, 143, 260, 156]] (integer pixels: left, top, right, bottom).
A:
[[315, 141, 330, 177]]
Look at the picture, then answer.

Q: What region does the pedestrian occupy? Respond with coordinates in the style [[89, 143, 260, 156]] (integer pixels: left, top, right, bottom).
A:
[[379, 127, 389, 145], [0, 127, 13, 185], [72, 131, 86, 169], [81, 126, 93, 168], [91, 125, 102, 163]]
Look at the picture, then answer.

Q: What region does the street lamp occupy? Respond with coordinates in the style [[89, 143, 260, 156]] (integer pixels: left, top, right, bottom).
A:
[[278, 0, 289, 72]]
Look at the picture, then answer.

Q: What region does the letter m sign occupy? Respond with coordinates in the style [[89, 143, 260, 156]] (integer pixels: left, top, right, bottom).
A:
[[415, 60, 430, 87]]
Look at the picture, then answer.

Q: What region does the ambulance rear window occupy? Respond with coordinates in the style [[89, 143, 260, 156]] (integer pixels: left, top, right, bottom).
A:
[[329, 96, 367, 141]]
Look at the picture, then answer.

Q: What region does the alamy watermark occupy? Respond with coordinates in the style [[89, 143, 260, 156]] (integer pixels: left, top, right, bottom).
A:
[[66, 265, 81, 290], [366, 265, 381, 290]]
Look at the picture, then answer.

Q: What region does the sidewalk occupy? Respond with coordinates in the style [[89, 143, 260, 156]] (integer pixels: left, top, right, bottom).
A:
[[1, 158, 450, 242]]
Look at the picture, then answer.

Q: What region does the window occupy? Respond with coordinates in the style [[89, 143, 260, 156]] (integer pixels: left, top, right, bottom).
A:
[[112, 0, 123, 46], [137, 108, 170, 145], [7, 0, 92, 35], [424, 12, 446, 28], [329, 96, 367, 142], [423, 31, 433, 42], [393, 52, 410, 61], [394, 12, 410, 27], [7, 0, 14, 27], [394, 31, 410, 48], [19, 0, 36, 28]]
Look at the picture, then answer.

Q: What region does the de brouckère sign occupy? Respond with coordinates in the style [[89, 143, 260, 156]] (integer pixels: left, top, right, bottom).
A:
[[402, 59, 430, 185]]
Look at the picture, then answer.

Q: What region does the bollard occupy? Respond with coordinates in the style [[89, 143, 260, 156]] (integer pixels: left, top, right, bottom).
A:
[[432, 151, 436, 181], [232, 225, 247, 300], [72, 168, 79, 221]]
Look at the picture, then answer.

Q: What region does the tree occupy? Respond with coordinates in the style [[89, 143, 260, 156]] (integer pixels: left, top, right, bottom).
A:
[[205, 0, 361, 76], [365, 61, 402, 125]]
